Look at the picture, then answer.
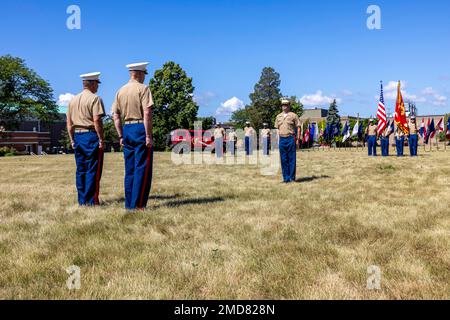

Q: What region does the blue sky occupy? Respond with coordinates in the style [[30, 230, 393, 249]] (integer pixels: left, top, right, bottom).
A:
[[1, 0, 449, 121]]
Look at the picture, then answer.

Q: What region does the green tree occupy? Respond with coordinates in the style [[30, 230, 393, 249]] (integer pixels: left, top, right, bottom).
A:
[[326, 99, 341, 127], [196, 116, 215, 130], [289, 96, 304, 118], [103, 115, 119, 145], [245, 67, 283, 129], [59, 129, 71, 150], [0, 55, 58, 130], [149, 61, 199, 151], [230, 107, 251, 129]]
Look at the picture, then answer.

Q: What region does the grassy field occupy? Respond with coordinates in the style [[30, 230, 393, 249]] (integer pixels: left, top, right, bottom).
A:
[[0, 150, 449, 300]]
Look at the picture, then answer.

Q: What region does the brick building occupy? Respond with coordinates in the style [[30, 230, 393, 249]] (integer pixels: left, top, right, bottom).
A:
[[300, 107, 359, 126], [0, 113, 67, 154]]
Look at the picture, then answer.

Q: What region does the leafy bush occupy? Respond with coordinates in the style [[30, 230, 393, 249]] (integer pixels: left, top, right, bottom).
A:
[[0, 146, 17, 157]]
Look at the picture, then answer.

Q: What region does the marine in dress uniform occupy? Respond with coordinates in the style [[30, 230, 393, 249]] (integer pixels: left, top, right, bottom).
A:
[[395, 126, 405, 157], [244, 122, 255, 156], [380, 126, 391, 157], [275, 99, 301, 183], [261, 123, 271, 156], [227, 129, 237, 155], [66, 72, 105, 206], [365, 119, 378, 156], [112, 62, 154, 210], [213, 123, 225, 158], [408, 116, 419, 157]]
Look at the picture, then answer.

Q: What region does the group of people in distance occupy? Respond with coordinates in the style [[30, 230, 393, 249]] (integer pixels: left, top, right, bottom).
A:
[[66, 63, 304, 211], [365, 117, 419, 157], [212, 99, 302, 183]]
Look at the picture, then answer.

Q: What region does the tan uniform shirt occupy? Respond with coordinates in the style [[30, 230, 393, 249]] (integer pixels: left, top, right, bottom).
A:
[[275, 112, 300, 137], [261, 128, 271, 138], [244, 126, 255, 137], [214, 128, 225, 139], [67, 89, 105, 129], [366, 124, 378, 136], [396, 127, 405, 138], [228, 131, 237, 141], [409, 122, 418, 134], [112, 79, 154, 121]]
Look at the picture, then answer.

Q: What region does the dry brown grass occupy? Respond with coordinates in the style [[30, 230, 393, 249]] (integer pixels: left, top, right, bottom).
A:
[[0, 149, 449, 300]]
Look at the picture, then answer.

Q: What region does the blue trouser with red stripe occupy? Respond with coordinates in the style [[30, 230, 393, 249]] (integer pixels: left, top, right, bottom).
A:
[[245, 136, 253, 155], [409, 134, 418, 157], [396, 137, 405, 156], [74, 131, 103, 206], [215, 138, 223, 158], [381, 137, 389, 156], [368, 135, 377, 156], [262, 137, 270, 155], [123, 123, 153, 210], [279, 136, 296, 183]]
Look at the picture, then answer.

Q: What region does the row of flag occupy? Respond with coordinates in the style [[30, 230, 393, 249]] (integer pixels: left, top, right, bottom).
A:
[[299, 80, 450, 144], [419, 117, 449, 144], [301, 120, 363, 144], [300, 116, 450, 145]]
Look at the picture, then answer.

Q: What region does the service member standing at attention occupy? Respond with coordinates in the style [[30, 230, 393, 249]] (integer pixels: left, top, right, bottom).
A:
[[213, 123, 225, 158], [227, 128, 238, 156], [395, 125, 405, 157], [380, 125, 391, 157], [408, 116, 419, 157], [261, 123, 271, 156], [275, 99, 301, 183], [66, 72, 105, 206], [112, 62, 154, 211], [244, 121, 255, 156], [365, 119, 378, 156]]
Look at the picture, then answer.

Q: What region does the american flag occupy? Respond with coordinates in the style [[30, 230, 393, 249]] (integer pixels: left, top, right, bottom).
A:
[[377, 81, 387, 135]]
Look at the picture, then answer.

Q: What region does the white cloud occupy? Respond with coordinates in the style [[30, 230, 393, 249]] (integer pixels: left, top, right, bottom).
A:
[[381, 81, 424, 102], [379, 82, 447, 108], [300, 90, 341, 107], [421, 87, 448, 106], [194, 91, 216, 105], [215, 97, 244, 116], [57, 93, 75, 106]]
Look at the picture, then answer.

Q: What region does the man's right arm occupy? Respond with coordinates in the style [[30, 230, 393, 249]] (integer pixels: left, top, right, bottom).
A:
[[113, 113, 123, 146]]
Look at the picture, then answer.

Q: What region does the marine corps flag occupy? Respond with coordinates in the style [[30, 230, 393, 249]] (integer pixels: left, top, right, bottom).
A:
[[394, 81, 409, 134]]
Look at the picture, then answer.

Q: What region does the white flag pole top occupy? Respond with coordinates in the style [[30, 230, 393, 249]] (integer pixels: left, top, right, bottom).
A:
[[80, 72, 101, 82], [126, 62, 149, 74]]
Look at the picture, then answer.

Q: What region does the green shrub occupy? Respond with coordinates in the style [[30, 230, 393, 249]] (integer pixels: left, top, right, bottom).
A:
[[0, 147, 17, 157]]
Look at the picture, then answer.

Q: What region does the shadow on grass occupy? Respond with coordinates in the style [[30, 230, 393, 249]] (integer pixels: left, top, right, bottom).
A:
[[295, 175, 331, 183], [103, 194, 182, 206], [150, 194, 183, 200], [158, 196, 225, 208]]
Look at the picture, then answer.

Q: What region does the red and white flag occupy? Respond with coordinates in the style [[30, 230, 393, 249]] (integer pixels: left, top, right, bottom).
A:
[[437, 118, 444, 133], [377, 82, 387, 134], [420, 118, 426, 139]]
